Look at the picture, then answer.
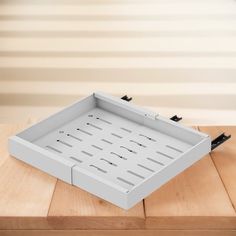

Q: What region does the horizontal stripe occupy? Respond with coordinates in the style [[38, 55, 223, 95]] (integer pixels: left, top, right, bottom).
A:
[[1, 51, 236, 57], [1, 0, 233, 4], [1, 20, 236, 31], [1, 38, 236, 52], [1, 31, 236, 38], [1, 15, 236, 21], [1, 68, 235, 82], [0, 57, 236, 68], [0, 81, 235, 95], [0, 4, 236, 16]]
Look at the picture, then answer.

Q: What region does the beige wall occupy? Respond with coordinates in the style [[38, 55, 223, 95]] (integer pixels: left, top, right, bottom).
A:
[[0, 0, 236, 124]]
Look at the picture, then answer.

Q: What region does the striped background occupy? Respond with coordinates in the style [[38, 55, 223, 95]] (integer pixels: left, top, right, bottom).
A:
[[0, 0, 236, 124]]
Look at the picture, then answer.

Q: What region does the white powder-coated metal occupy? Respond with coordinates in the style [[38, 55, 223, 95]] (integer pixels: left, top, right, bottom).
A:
[[8, 92, 211, 209]]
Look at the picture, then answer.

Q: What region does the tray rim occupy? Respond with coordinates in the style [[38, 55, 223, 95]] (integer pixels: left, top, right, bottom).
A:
[[8, 92, 212, 209]]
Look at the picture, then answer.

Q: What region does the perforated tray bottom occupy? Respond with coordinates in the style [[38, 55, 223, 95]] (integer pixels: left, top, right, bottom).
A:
[[9, 92, 211, 209], [34, 107, 193, 192]]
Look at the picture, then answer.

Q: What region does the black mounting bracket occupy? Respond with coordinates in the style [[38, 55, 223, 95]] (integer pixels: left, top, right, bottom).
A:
[[121, 95, 132, 102], [170, 115, 182, 122], [211, 133, 231, 151]]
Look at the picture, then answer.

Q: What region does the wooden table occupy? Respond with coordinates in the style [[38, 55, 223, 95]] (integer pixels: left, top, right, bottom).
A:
[[0, 123, 236, 236]]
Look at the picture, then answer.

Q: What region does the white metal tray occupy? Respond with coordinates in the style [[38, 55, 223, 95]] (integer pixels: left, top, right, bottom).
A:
[[9, 92, 212, 209]]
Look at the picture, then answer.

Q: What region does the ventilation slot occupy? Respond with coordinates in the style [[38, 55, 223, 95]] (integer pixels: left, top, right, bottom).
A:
[[69, 156, 82, 163], [110, 152, 127, 160], [90, 164, 107, 173], [139, 134, 156, 142], [87, 122, 102, 130], [156, 151, 174, 160], [77, 128, 92, 136], [96, 117, 112, 124], [127, 170, 145, 179], [81, 150, 93, 157], [67, 133, 82, 142], [101, 139, 113, 145], [120, 146, 137, 154], [130, 140, 146, 148], [91, 144, 103, 150], [45, 145, 62, 154], [111, 133, 122, 139], [117, 177, 134, 187], [166, 145, 183, 153], [120, 127, 132, 133], [137, 164, 154, 173], [57, 140, 72, 148], [147, 157, 164, 166], [100, 158, 117, 166]]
